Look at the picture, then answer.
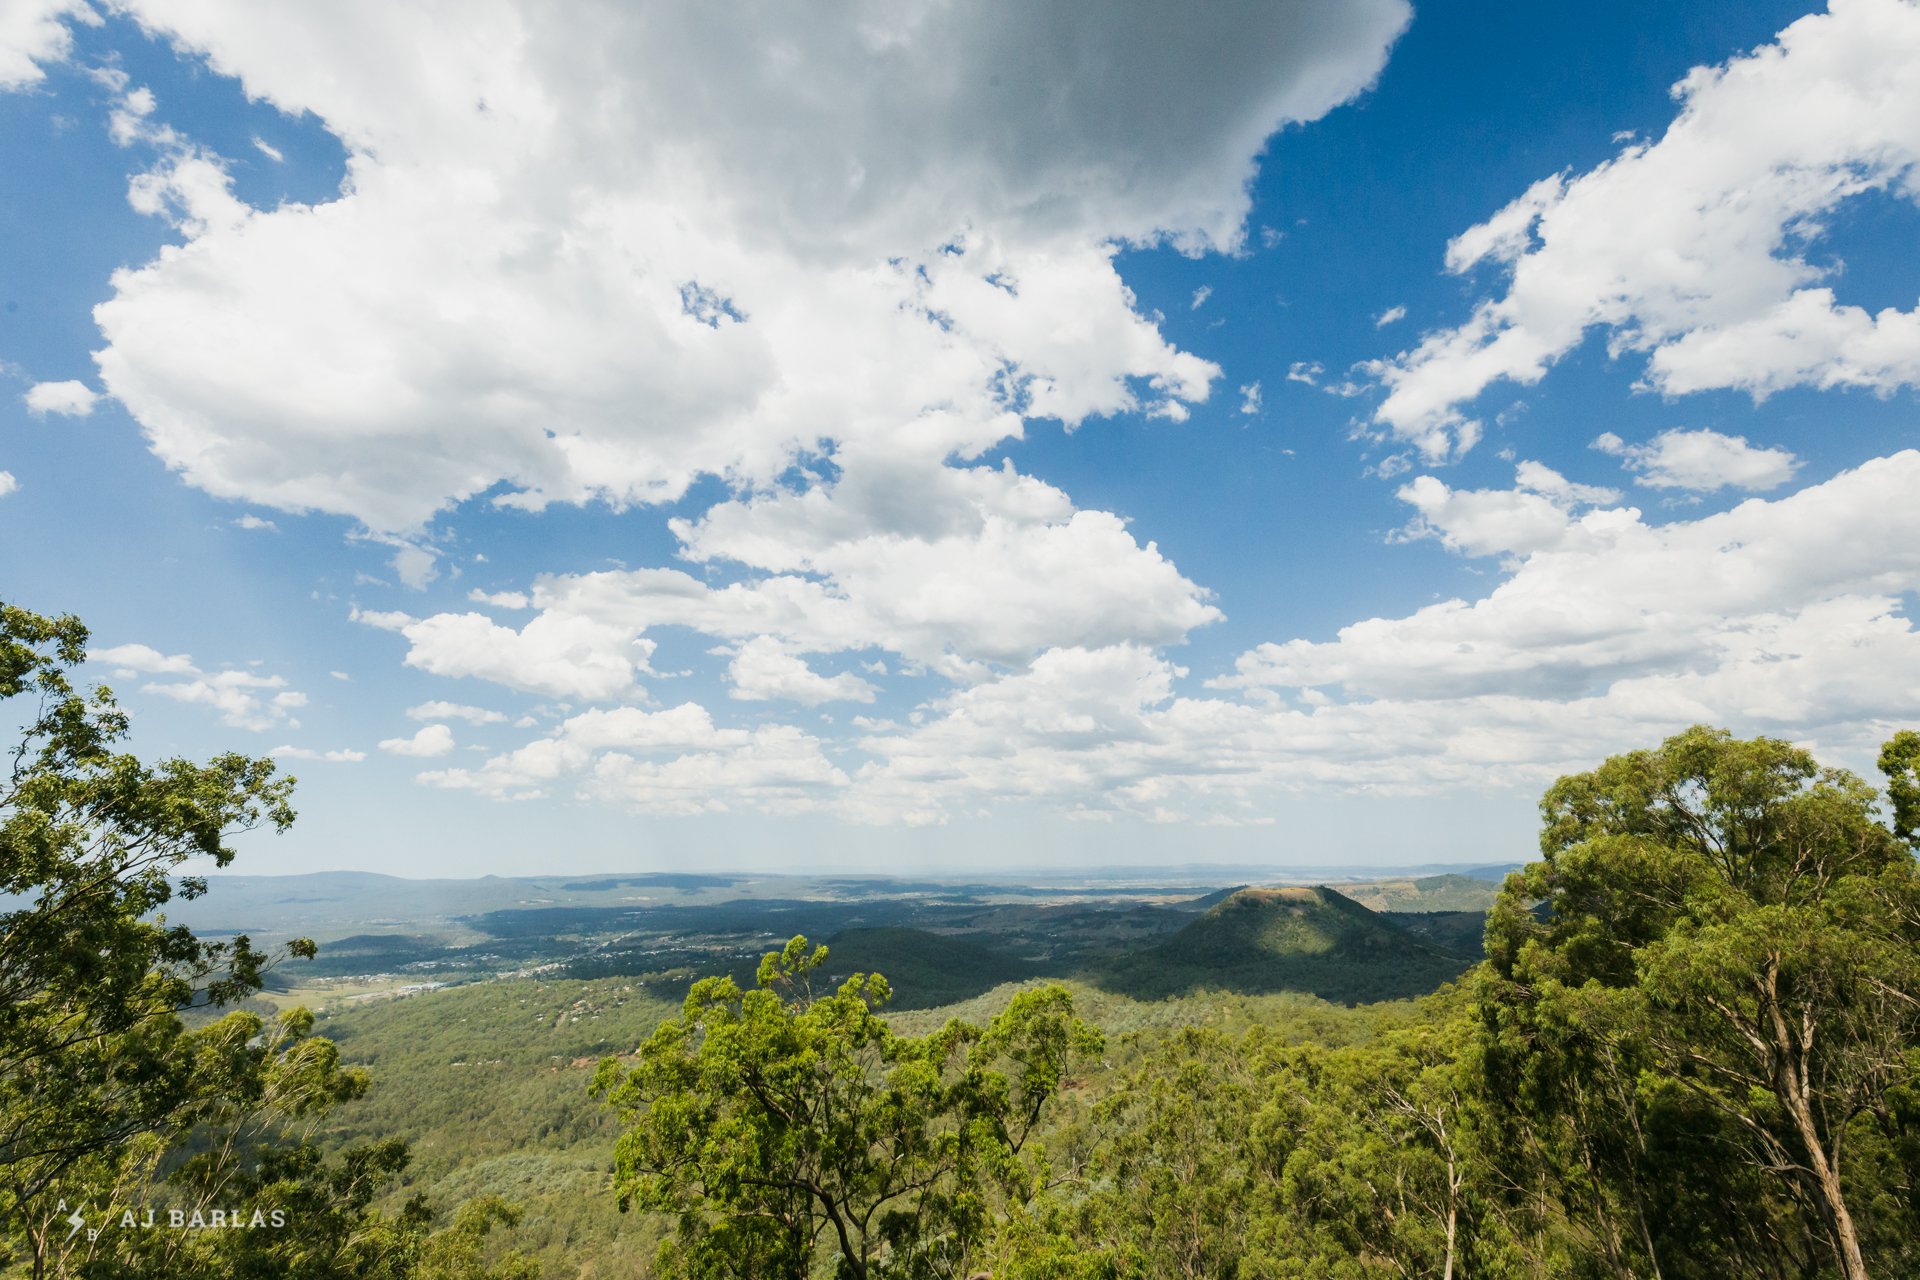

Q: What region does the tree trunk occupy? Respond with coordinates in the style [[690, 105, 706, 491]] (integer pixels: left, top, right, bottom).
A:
[[1792, 1111, 1868, 1280], [1762, 967, 1868, 1280]]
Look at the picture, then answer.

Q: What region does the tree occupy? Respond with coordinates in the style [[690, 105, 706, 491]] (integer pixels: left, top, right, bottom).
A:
[[1076, 1005, 1512, 1280], [1879, 730, 1920, 847], [0, 602, 307, 1276], [1090, 1026, 1266, 1280], [0, 601, 539, 1280], [1478, 725, 1920, 1280], [593, 935, 1102, 1279]]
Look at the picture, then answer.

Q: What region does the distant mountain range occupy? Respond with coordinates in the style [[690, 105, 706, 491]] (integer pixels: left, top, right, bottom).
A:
[[151, 866, 1515, 940]]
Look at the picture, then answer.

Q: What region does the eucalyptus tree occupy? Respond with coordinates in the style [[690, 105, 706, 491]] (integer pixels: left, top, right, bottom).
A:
[[1478, 726, 1920, 1280], [0, 602, 319, 1274], [1, 602, 536, 1280], [594, 935, 1102, 1280]]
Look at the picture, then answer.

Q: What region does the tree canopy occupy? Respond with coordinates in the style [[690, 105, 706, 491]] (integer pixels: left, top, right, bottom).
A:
[[594, 935, 1103, 1279], [0, 601, 537, 1280], [1478, 724, 1920, 1280]]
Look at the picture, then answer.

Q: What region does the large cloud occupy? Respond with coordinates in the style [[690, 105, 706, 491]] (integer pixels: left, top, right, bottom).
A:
[[26, 1, 1913, 832], [1367, 0, 1920, 456], [727, 638, 878, 707], [363, 457, 1223, 689], [354, 607, 653, 701], [1220, 451, 1920, 707], [852, 451, 1920, 821], [388, 453, 1920, 824], [31, 0, 1413, 532]]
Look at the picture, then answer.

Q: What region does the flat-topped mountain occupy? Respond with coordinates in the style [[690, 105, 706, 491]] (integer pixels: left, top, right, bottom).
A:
[[1102, 886, 1476, 1003]]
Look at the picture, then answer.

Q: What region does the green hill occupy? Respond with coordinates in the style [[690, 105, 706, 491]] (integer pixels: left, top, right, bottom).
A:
[[1337, 872, 1504, 914], [1098, 886, 1474, 1003], [818, 926, 1039, 1008]]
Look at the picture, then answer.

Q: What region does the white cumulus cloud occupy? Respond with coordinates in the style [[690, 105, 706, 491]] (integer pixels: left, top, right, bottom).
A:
[[421, 452, 1920, 823], [73, 0, 1406, 534], [363, 455, 1222, 697], [1592, 426, 1799, 491], [382, 447, 1920, 823], [379, 723, 456, 757], [1219, 450, 1920, 709], [270, 744, 367, 762], [727, 637, 878, 706], [24, 380, 98, 416], [420, 703, 847, 814], [95, 640, 309, 731], [95, 641, 198, 675], [1367, 0, 1920, 456], [0, 0, 95, 90], [1393, 461, 1620, 559], [355, 607, 651, 701]]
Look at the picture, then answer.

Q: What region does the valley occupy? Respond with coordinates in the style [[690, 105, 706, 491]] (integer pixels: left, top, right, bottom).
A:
[[181, 865, 1509, 1013], [166, 866, 1508, 1276]]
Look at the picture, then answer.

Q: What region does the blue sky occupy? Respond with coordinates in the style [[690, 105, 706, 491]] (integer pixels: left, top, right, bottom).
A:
[[2, 0, 1917, 876]]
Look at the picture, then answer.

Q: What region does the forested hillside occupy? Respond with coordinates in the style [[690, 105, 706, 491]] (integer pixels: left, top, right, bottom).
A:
[[1101, 885, 1475, 1001]]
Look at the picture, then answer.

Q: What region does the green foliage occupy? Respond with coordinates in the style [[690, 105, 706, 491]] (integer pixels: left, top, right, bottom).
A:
[[594, 935, 1102, 1278], [1478, 724, 1920, 1280], [64, 1139, 539, 1280], [1101, 886, 1474, 1003], [0, 602, 539, 1280], [1381, 909, 1489, 956], [413, 1197, 542, 1280], [1, 602, 300, 1273], [815, 927, 1039, 1009], [984, 987, 1513, 1280], [310, 975, 688, 1277], [1879, 729, 1920, 846]]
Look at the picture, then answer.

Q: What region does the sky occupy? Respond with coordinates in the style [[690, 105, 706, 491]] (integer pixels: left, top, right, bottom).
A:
[[1, 0, 1917, 877]]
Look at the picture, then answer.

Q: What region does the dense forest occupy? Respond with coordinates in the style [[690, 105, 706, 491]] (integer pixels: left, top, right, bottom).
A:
[[6, 601, 1920, 1278]]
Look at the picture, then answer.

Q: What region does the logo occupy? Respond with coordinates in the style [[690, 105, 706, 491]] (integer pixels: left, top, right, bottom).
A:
[[49, 1198, 290, 1241]]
